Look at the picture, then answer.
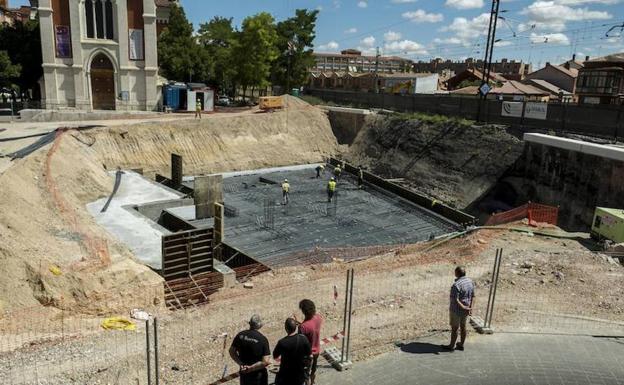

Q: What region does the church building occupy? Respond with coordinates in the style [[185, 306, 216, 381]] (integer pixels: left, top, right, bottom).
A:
[[36, 0, 176, 111]]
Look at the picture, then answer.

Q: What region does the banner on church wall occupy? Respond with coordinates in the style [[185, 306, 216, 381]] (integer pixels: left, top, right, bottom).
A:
[[129, 29, 144, 60], [55, 25, 72, 58]]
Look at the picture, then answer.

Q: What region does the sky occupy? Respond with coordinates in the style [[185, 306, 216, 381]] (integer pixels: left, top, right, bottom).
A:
[[13, 0, 624, 68]]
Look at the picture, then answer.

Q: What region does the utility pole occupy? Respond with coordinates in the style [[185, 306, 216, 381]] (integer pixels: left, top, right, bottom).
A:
[[477, 0, 500, 122], [374, 46, 380, 94]]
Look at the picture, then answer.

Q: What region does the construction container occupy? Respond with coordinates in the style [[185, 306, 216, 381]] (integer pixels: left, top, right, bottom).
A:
[[162, 83, 187, 111], [259, 96, 283, 110], [591, 207, 624, 243]]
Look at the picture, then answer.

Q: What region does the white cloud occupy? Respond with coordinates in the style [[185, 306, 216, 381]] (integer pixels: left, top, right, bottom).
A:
[[529, 32, 571, 45], [494, 40, 513, 47], [357, 1, 368, 8], [316, 5, 323, 11], [384, 30, 402, 41], [318, 41, 340, 51], [333, 0, 342, 8], [391, 0, 418, 3], [433, 37, 463, 45], [441, 13, 491, 45], [345, 27, 358, 33], [445, 0, 484, 9], [402, 9, 444, 23], [520, 1, 612, 31], [384, 39, 428, 55], [361, 35, 376, 47], [554, 0, 620, 4]]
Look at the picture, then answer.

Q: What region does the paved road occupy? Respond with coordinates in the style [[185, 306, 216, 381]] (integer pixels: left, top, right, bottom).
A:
[[319, 333, 624, 385]]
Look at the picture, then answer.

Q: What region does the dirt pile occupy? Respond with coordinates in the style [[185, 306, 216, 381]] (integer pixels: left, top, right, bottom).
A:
[[346, 113, 524, 209], [84, 95, 338, 178], [0, 132, 162, 316]]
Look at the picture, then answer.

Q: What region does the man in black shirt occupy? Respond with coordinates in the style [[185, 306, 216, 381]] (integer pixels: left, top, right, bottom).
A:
[[273, 318, 312, 385], [229, 315, 271, 385]]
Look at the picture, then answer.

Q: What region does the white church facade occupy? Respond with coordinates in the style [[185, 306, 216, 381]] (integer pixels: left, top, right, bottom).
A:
[[37, 0, 174, 111]]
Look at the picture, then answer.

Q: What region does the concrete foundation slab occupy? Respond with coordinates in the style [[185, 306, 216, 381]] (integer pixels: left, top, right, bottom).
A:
[[87, 171, 184, 269], [194, 166, 460, 268]]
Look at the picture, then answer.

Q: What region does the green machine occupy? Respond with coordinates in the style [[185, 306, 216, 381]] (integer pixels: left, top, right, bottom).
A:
[[591, 207, 624, 243]]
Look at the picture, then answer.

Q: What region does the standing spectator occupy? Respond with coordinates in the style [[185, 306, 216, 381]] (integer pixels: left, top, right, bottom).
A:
[[273, 318, 312, 385], [442, 266, 475, 351], [295, 299, 323, 385], [229, 315, 271, 385]]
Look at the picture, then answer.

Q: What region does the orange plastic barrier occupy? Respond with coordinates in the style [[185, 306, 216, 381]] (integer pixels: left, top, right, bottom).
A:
[[485, 202, 558, 227]]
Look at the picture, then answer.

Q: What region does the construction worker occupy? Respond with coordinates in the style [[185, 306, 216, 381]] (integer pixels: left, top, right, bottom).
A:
[[195, 98, 202, 119], [282, 179, 290, 205], [333, 165, 341, 180], [315, 164, 325, 178], [327, 177, 336, 203], [357, 166, 364, 189]]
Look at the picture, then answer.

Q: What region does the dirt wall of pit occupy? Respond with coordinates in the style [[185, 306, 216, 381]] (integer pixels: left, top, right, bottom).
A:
[[84, 98, 338, 177], [345, 113, 525, 210]]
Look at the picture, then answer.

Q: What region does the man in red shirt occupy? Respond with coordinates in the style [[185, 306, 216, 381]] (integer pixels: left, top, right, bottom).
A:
[[295, 299, 323, 385]]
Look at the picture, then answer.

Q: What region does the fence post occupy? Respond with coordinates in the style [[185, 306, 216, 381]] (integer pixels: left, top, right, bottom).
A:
[[345, 269, 354, 361], [340, 269, 350, 363], [485, 249, 502, 329], [154, 318, 160, 385], [146, 319, 152, 385]]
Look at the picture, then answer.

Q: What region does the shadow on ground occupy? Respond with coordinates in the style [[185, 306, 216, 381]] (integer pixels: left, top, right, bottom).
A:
[[397, 342, 449, 355]]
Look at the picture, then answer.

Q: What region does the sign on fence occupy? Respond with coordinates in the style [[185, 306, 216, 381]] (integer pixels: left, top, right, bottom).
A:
[[525, 102, 548, 120], [501, 101, 523, 117]]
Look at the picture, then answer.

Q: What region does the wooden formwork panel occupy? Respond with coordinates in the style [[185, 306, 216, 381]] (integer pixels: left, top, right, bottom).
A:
[[162, 228, 214, 281]]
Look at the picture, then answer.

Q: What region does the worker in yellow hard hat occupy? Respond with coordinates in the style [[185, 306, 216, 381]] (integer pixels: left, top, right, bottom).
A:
[[327, 177, 337, 203], [195, 98, 202, 119], [282, 178, 290, 205], [315, 164, 325, 178], [333, 165, 342, 180]]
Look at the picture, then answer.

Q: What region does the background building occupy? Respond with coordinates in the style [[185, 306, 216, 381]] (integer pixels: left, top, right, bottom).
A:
[[413, 57, 531, 79], [0, 0, 36, 25], [576, 52, 624, 105], [312, 49, 413, 74], [36, 0, 176, 111], [524, 62, 579, 94]]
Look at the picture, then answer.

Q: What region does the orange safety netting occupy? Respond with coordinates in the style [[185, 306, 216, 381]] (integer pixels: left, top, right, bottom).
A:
[[44, 129, 111, 270], [485, 202, 559, 227]]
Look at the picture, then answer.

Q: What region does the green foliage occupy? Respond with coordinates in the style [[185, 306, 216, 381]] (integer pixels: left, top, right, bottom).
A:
[[272, 9, 319, 90], [0, 20, 42, 96], [393, 111, 473, 126], [0, 50, 21, 88], [457, 79, 482, 89], [197, 16, 237, 94], [157, 5, 210, 82], [232, 12, 279, 98]]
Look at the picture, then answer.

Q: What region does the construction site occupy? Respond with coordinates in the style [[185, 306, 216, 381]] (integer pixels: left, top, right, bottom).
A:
[[0, 95, 623, 385]]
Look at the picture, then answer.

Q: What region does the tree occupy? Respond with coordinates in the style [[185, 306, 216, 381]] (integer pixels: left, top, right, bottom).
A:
[[0, 19, 42, 98], [197, 17, 237, 94], [157, 5, 209, 82], [233, 12, 278, 100], [0, 51, 21, 89], [272, 9, 319, 91]]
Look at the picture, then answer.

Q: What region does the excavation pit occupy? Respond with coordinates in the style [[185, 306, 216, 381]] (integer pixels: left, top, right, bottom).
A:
[[183, 165, 462, 268]]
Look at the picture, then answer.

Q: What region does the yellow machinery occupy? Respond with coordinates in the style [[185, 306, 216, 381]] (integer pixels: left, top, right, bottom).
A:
[[259, 96, 284, 111]]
